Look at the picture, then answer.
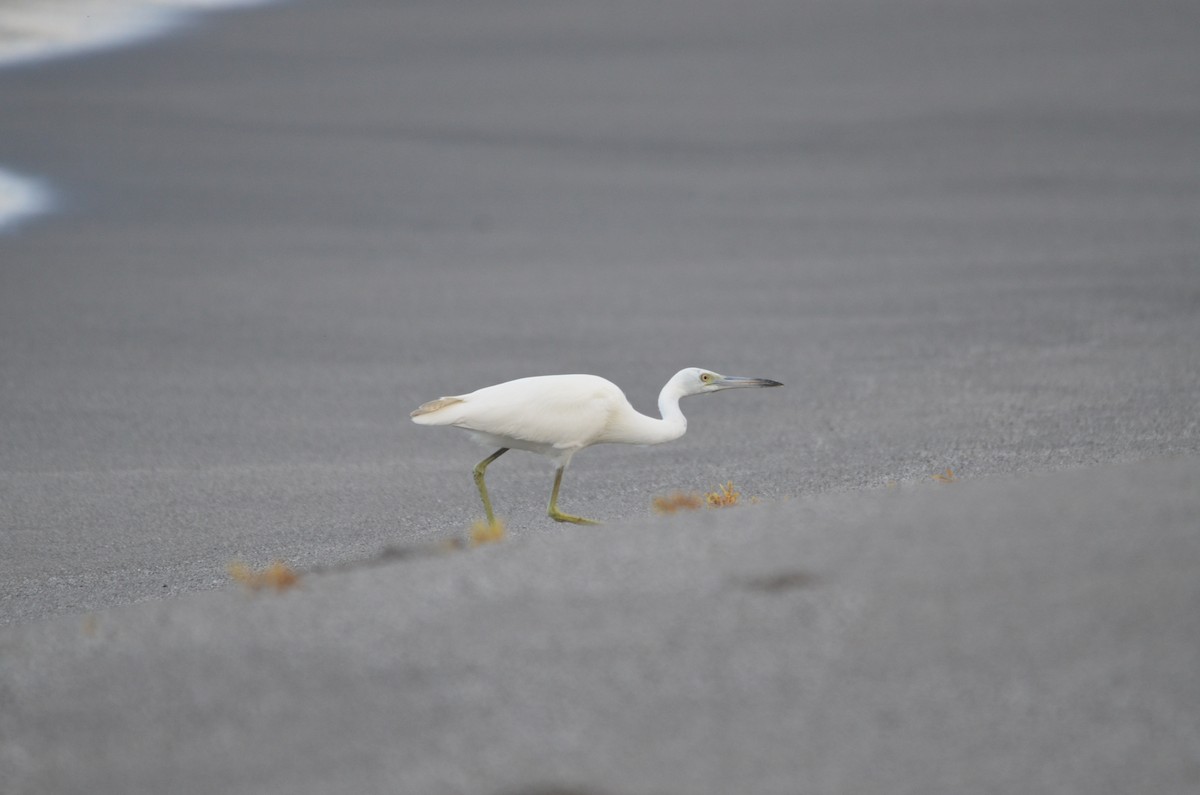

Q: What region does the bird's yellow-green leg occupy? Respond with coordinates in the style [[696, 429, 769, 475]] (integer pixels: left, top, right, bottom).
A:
[[473, 448, 508, 526], [548, 466, 599, 525]]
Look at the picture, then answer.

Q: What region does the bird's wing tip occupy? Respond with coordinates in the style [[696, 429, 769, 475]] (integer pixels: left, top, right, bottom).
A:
[[411, 396, 464, 418]]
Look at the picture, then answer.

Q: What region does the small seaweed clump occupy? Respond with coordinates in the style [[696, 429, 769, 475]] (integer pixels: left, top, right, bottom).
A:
[[653, 492, 705, 514], [706, 481, 741, 508], [655, 481, 748, 513], [932, 467, 958, 483], [228, 560, 300, 592]]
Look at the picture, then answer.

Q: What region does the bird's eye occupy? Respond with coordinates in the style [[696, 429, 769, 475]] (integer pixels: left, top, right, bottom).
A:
[[700, 373, 712, 383]]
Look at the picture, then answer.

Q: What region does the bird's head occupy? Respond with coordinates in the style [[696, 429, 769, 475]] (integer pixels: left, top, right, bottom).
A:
[[674, 367, 784, 397]]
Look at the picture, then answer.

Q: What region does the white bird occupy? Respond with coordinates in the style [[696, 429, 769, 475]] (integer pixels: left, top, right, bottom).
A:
[[411, 367, 783, 525]]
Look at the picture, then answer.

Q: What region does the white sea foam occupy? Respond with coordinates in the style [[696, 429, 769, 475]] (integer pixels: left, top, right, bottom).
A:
[[0, 168, 51, 233], [0, 0, 272, 69]]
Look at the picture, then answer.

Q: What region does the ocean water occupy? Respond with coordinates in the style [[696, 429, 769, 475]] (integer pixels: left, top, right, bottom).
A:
[[0, 0, 272, 230]]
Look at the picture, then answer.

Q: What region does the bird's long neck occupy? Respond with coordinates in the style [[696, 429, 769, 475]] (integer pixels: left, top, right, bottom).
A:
[[604, 382, 688, 445], [654, 383, 689, 441]]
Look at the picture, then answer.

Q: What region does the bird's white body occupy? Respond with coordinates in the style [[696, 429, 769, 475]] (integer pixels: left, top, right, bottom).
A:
[[410, 373, 686, 468], [411, 367, 782, 524]]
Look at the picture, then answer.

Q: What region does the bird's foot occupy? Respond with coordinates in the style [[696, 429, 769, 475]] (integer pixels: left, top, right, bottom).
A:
[[548, 508, 599, 525], [469, 518, 507, 546]]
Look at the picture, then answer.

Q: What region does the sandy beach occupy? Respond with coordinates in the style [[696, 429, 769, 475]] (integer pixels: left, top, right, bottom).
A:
[[1, 0, 1198, 791]]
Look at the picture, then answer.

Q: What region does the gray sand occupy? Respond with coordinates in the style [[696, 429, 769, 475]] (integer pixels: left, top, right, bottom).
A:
[[4, 458, 1199, 794], [1, 0, 1198, 791]]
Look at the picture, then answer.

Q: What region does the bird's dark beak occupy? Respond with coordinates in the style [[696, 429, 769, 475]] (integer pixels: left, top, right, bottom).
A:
[[715, 375, 784, 389]]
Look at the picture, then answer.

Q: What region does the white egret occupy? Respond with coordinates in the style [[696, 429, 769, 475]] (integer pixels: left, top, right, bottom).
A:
[[411, 367, 783, 525]]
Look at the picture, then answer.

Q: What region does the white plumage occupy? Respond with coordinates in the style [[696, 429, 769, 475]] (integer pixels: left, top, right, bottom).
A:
[[412, 367, 782, 525]]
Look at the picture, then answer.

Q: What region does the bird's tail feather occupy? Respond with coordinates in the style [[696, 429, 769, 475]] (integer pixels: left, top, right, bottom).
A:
[[411, 396, 465, 421]]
